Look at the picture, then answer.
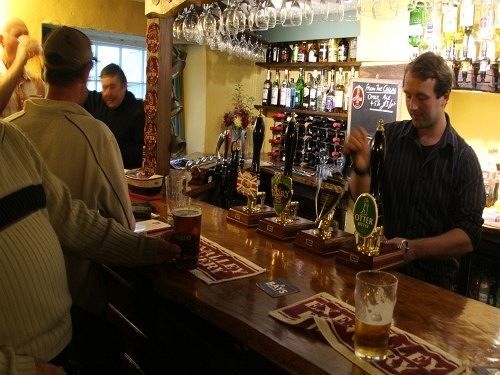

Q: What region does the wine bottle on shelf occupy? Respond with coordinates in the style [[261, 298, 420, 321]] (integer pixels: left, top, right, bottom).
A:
[[270, 69, 280, 106], [288, 78, 296, 109], [280, 69, 288, 107], [262, 69, 272, 106], [309, 70, 318, 110], [294, 68, 305, 109], [303, 73, 312, 110], [334, 68, 345, 112]]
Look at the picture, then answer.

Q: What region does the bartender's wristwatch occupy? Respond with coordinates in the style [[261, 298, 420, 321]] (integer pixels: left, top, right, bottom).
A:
[[400, 239, 415, 263]]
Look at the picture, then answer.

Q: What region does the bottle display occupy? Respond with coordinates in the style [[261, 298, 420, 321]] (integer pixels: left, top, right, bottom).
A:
[[294, 68, 305, 108], [334, 68, 344, 112], [308, 40, 319, 63], [297, 41, 307, 62]]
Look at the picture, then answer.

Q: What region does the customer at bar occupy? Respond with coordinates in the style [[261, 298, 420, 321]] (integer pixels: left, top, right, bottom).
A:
[[0, 117, 179, 374], [85, 63, 145, 169], [0, 18, 45, 118], [344, 52, 485, 290], [6, 26, 135, 373]]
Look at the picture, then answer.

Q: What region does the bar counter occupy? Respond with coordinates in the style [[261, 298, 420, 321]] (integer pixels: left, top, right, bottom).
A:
[[117, 197, 499, 374]]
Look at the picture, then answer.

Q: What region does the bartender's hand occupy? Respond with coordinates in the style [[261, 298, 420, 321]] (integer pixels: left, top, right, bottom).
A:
[[35, 362, 66, 375], [17, 35, 42, 62], [343, 127, 370, 172], [157, 231, 181, 263]]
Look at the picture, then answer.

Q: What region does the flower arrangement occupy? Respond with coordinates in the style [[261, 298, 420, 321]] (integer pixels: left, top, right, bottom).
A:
[[222, 83, 255, 131]]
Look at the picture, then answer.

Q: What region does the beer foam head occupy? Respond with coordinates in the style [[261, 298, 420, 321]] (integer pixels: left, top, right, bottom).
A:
[[172, 207, 201, 217]]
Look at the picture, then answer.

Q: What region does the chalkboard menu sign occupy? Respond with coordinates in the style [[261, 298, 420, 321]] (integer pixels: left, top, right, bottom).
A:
[[347, 78, 402, 136]]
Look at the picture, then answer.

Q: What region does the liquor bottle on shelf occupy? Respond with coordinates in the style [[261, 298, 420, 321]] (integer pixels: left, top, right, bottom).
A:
[[294, 68, 305, 108], [334, 68, 345, 113], [319, 40, 328, 62], [303, 72, 312, 109], [270, 69, 280, 106], [337, 38, 349, 62], [328, 38, 337, 62], [478, 42, 491, 83], [316, 69, 326, 112], [459, 0, 474, 60], [280, 69, 288, 107], [325, 70, 335, 112], [342, 68, 353, 112], [266, 44, 273, 63], [272, 44, 280, 62], [292, 42, 299, 62], [476, 0, 495, 42], [309, 70, 318, 110], [280, 43, 292, 62], [262, 69, 272, 106], [297, 41, 307, 62], [408, 0, 425, 60], [308, 40, 319, 63], [288, 78, 296, 109], [442, 0, 459, 63], [348, 38, 357, 61]]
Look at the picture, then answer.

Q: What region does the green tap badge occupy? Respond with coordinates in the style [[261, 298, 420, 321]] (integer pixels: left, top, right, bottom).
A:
[[353, 193, 378, 237]]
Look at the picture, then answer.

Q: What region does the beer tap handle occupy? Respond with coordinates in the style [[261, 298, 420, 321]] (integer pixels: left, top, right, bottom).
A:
[[252, 113, 265, 174], [215, 131, 225, 163], [283, 114, 298, 177]]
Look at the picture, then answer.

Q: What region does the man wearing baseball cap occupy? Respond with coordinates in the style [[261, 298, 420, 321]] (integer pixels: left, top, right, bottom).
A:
[[6, 26, 135, 373]]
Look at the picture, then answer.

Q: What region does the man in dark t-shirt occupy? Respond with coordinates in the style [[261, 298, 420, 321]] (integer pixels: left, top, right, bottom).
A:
[[85, 63, 144, 169]]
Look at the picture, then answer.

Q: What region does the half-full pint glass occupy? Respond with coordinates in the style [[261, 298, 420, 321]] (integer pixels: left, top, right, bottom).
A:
[[354, 270, 398, 361], [172, 206, 202, 270]]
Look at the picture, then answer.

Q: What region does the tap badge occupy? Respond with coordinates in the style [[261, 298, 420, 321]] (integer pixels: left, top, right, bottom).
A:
[[353, 193, 378, 237]]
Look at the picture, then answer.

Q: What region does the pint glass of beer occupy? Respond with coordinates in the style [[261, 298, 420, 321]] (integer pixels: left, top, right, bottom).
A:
[[354, 270, 398, 361], [172, 206, 202, 270]]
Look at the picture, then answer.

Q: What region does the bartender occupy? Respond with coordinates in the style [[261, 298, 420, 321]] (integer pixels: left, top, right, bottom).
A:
[[344, 52, 485, 290]]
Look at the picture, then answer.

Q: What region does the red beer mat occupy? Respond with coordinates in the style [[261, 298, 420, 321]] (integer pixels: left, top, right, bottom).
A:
[[269, 293, 464, 375], [190, 237, 266, 284]]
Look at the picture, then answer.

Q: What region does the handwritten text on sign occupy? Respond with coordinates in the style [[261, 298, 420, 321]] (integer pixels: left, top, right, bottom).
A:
[[365, 84, 398, 113]]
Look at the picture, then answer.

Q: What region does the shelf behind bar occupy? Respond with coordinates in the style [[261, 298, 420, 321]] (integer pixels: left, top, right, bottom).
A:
[[254, 105, 348, 119], [256, 61, 362, 70]]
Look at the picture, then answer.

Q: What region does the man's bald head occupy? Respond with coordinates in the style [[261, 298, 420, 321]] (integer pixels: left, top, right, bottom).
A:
[[0, 18, 29, 66]]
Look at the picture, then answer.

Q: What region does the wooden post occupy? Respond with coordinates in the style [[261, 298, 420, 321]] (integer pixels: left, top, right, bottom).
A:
[[144, 17, 172, 177]]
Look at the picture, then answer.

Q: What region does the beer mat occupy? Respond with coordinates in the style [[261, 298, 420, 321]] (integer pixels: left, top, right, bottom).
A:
[[256, 279, 300, 297], [269, 293, 464, 375], [190, 237, 266, 284]]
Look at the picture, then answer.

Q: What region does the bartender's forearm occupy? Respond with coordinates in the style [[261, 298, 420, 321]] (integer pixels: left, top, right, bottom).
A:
[[403, 228, 474, 262]]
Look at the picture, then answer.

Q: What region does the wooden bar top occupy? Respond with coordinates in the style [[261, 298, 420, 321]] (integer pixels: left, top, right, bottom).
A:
[[138, 199, 499, 374]]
